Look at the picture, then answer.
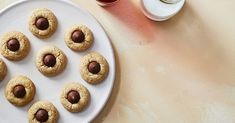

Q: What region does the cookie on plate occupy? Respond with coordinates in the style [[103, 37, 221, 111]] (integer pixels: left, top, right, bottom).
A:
[[0, 31, 30, 61], [5, 75, 36, 106], [36, 46, 67, 76], [29, 8, 57, 39], [28, 101, 59, 123], [60, 82, 90, 112], [0, 59, 7, 81], [80, 52, 109, 84], [65, 25, 93, 51]]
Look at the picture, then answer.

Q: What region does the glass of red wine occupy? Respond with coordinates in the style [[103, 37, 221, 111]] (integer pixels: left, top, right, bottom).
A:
[[96, 0, 120, 6]]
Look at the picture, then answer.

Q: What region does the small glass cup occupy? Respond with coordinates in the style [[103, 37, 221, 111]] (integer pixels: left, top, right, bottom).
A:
[[96, 0, 120, 6]]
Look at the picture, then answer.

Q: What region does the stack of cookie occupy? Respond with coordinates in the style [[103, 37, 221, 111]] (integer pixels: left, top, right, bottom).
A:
[[0, 8, 109, 123]]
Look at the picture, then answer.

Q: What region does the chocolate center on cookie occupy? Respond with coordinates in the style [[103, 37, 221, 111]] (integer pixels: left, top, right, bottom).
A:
[[67, 90, 80, 104], [7, 38, 20, 51], [43, 54, 56, 67], [88, 61, 101, 74], [35, 109, 49, 122], [13, 85, 26, 98], [35, 17, 49, 30], [71, 30, 85, 43]]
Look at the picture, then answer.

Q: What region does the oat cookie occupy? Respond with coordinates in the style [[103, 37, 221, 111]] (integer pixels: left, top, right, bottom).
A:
[[80, 52, 109, 84], [60, 82, 90, 112], [28, 101, 59, 123], [4, 75, 36, 106], [36, 46, 67, 77], [65, 25, 93, 51], [0, 59, 7, 80], [29, 8, 58, 38], [0, 31, 30, 61]]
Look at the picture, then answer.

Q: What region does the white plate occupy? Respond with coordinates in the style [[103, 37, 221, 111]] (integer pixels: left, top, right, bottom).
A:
[[0, 0, 115, 122]]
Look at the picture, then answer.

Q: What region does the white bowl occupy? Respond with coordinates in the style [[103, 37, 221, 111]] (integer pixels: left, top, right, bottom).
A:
[[160, 0, 181, 4], [141, 0, 185, 21]]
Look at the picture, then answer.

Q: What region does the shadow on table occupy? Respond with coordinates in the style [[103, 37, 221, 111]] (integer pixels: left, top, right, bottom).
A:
[[155, 1, 235, 85], [102, 0, 159, 44]]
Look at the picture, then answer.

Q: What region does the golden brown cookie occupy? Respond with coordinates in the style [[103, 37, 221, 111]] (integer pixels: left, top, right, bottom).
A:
[[36, 46, 67, 77], [65, 25, 93, 51], [28, 8, 58, 39], [80, 52, 109, 84], [0, 31, 30, 61], [60, 82, 90, 112], [0, 59, 7, 80], [28, 101, 59, 123], [4, 75, 36, 106]]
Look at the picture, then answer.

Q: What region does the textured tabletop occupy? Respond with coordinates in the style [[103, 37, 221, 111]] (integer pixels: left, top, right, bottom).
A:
[[1, 0, 235, 123]]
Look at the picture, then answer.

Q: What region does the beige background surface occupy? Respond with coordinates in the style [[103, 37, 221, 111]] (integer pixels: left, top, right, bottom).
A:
[[1, 0, 235, 123]]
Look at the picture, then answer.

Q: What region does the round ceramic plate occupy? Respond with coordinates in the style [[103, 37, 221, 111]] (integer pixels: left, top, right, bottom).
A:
[[0, 0, 115, 122]]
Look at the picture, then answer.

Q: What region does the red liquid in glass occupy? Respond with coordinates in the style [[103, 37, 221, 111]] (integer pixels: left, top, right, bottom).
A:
[[97, 0, 117, 3], [96, 0, 119, 6]]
